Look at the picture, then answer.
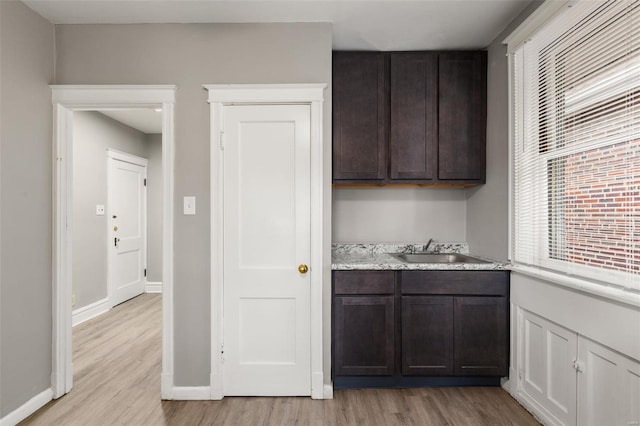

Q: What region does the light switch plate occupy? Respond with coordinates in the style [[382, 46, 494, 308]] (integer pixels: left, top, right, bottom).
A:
[[96, 205, 105, 215], [184, 196, 196, 215]]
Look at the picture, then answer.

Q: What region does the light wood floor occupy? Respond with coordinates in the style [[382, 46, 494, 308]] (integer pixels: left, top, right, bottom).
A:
[[23, 293, 539, 425]]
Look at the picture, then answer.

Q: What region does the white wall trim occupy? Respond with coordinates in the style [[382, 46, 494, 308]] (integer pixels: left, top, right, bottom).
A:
[[168, 386, 213, 400], [0, 388, 53, 426], [206, 83, 328, 399], [50, 85, 176, 108], [106, 148, 148, 166], [502, 0, 571, 53], [513, 389, 564, 426], [511, 264, 640, 308], [50, 85, 176, 401], [145, 281, 163, 293], [72, 298, 110, 327], [204, 83, 326, 103]]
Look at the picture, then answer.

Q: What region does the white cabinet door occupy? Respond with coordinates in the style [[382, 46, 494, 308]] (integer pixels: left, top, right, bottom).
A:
[[577, 337, 640, 426], [519, 309, 577, 426], [222, 104, 311, 396]]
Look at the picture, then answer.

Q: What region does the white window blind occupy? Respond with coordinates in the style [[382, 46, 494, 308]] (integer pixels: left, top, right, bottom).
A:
[[513, 0, 639, 291]]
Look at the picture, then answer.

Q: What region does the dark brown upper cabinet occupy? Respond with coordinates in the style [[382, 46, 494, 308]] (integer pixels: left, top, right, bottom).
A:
[[332, 50, 487, 185], [332, 52, 387, 182], [390, 53, 438, 181], [438, 52, 487, 182]]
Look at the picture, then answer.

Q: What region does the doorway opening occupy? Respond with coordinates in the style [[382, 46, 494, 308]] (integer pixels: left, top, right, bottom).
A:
[[51, 86, 176, 400], [71, 110, 159, 323]]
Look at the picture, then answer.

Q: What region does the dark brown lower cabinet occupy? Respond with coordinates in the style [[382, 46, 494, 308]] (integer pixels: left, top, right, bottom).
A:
[[454, 296, 508, 376], [334, 295, 395, 376], [332, 270, 509, 382], [401, 296, 453, 375]]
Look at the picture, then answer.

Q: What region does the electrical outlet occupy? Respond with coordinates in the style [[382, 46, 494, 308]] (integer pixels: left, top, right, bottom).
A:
[[72, 294, 76, 307]]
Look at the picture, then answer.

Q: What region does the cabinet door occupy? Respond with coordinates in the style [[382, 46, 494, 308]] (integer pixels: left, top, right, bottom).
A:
[[454, 296, 507, 376], [438, 51, 486, 182], [389, 53, 437, 181], [519, 309, 578, 426], [401, 296, 454, 376], [577, 337, 640, 426], [333, 52, 387, 181], [334, 296, 395, 375]]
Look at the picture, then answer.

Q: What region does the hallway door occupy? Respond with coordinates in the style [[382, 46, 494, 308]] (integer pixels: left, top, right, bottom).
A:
[[108, 150, 147, 307]]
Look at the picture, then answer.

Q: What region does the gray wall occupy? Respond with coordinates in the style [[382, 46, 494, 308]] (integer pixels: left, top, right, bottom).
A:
[[0, 0, 54, 417], [146, 133, 163, 283], [466, 1, 543, 260], [333, 188, 467, 243], [55, 22, 332, 386], [72, 112, 162, 311]]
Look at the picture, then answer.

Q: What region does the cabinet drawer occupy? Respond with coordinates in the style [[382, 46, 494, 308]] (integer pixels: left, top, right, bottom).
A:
[[401, 271, 508, 296], [334, 271, 395, 295]]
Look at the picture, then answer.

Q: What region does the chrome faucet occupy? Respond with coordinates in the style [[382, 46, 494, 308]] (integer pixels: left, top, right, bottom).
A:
[[424, 238, 434, 253]]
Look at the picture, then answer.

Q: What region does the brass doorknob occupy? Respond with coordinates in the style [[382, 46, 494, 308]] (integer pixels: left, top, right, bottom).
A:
[[298, 264, 309, 274]]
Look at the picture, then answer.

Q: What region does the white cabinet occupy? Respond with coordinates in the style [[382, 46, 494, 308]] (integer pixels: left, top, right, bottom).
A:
[[577, 338, 640, 426], [519, 310, 577, 425], [516, 308, 640, 426]]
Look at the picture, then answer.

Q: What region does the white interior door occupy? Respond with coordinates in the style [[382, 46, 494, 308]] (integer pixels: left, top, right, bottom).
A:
[[222, 104, 311, 396], [108, 152, 147, 307]]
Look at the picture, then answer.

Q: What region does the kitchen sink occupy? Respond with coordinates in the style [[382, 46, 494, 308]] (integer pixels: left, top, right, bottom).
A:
[[390, 253, 490, 264]]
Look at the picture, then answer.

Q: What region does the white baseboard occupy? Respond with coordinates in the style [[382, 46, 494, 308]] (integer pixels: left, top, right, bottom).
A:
[[515, 389, 563, 426], [0, 388, 53, 426], [311, 372, 324, 399], [501, 367, 517, 393], [210, 373, 223, 400], [161, 373, 173, 400], [145, 281, 162, 293], [170, 386, 212, 400], [72, 298, 110, 327], [323, 384, 334, 400]]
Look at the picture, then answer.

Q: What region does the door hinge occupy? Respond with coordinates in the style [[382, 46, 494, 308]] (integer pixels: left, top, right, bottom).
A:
[[219, 132, 224, 151], [144, 268, 147, 277], [144, 178, 147, 186], [572, 359, 585, 373], [220, 344, 225, 363]]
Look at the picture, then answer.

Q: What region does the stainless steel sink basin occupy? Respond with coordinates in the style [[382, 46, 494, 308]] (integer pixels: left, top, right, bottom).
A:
[[391, 253, 490, 264]]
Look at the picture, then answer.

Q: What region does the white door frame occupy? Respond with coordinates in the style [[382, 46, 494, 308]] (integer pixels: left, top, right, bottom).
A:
[[50, 85, 176, 399], [204, 84, 329, 399], [106, 149, 148, 307]]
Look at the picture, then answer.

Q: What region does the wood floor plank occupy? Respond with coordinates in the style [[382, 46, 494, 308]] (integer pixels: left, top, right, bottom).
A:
[[22, 294, 539, 425]]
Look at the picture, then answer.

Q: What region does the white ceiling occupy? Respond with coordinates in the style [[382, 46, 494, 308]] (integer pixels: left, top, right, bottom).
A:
[[23, 0, 532, 50], [99, 109, 163, 134]]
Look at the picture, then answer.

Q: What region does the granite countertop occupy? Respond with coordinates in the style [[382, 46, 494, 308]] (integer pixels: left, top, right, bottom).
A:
[[331, 243, 510, 271]]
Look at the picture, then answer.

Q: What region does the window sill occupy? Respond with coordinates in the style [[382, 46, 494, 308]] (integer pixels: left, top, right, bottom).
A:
[[510, 264, 640, 309]]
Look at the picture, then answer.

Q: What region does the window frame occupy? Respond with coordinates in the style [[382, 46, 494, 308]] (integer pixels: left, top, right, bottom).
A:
[[508, 0, 640, 296]]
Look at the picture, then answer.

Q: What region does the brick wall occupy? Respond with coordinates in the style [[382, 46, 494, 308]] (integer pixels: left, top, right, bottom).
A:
[[555, 140, 639, 274]]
